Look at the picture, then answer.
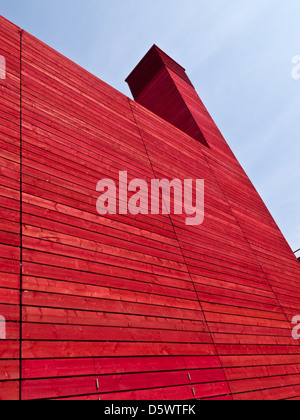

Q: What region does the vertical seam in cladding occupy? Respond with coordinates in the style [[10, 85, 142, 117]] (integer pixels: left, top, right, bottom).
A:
[[19, 28, 23, 401], [203, 149, 294, 324], [127, 98, 231, 400], [199, 147, 299, 398]]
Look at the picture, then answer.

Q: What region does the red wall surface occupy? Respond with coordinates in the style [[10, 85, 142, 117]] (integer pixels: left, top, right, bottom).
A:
[[1, 15, 300, 400]]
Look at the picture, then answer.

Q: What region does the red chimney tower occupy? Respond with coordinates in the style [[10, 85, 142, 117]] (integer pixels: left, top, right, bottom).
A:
[[126, 45, 209, 147]]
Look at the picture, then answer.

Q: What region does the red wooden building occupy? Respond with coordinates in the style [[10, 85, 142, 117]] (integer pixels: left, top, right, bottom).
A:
[[1, 15, 300, 400]]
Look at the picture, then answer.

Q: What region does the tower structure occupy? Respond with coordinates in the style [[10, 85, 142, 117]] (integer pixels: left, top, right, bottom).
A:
[[1, 16, 300, 400]]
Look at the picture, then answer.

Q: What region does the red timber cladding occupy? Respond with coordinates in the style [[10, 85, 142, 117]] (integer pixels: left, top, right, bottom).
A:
[[19, 31, 226, 400], [0, 15, 299, 400], [127, 48, 300, 400], [0, 16, 21, 400], [126, 47, 208, 148]]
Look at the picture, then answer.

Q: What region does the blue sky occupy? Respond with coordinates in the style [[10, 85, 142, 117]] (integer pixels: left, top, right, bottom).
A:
[[1, 0, 299, 252]]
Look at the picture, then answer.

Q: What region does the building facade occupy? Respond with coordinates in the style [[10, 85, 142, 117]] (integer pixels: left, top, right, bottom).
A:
[[1, 15, 300, 400]]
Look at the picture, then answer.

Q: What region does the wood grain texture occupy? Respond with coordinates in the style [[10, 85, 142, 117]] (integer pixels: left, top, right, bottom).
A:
[[0, 17, 300, 400], [0, 15, 21, 400], [128, 55, 300, 401]]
